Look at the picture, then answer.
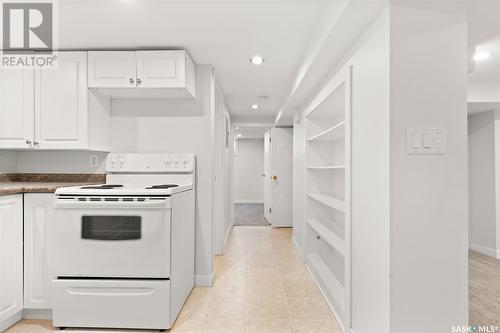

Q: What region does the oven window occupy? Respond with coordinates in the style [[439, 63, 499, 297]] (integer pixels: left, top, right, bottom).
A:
[[82, 216, 141, 240]]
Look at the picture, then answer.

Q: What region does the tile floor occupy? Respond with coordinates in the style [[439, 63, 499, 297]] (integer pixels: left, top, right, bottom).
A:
[[6, 226, 339, 333]]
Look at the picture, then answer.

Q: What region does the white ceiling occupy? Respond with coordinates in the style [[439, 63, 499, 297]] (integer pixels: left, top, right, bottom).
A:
[[56, 1, 500, 117], [57, 0, 327, 117], [233, 125, 269, 139]]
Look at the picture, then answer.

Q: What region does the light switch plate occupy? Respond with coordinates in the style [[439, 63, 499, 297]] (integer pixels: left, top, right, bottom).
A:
[[407, 127, 447, 155]]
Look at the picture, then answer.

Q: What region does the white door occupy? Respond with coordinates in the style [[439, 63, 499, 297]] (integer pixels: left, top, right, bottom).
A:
[[264, 130, 272, 223], [24, 193, 53, 309], [35, 51, 88, 149], [136, 51, 185, 88], [88, 51, 137, 88], [0, 195, 23, 322], [0, 69, 35, 149], [269, 128, 293, 227]]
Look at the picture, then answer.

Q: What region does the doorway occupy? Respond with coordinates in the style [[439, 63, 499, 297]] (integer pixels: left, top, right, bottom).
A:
[[233, 127, 267, 226], [231, 125, 293, 228]]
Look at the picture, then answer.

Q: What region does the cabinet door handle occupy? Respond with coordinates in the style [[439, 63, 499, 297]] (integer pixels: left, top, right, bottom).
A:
[[25, 139, 32, 145], [137, 78, 142, 85], [129, 78, 134, 85], [33, 141, 39, 147]]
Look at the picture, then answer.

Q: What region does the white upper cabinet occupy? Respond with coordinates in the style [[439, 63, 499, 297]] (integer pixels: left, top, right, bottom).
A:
[[35, 51, 89, 149], [88, 51, 137, 88], [0, 69, 35, 149], [0, 195, 23, 323], [88, 50, 196, 98]]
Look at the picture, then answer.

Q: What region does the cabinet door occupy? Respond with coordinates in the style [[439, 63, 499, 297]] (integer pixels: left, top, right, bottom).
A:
[[35, 52, 88, 149], [88, 51, 137, 88], [24, 193, 53, 309], [0, 195, 23, 322], [136, 50, 186, 88], [0, 69, 35, 149]]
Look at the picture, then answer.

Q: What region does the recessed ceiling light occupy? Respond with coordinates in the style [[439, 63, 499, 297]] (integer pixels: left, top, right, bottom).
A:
[[251, 104, 259, 110], [250, 56, 265, 65], [237, 134, 243, 138], [474, 52, 492, 61], [235, 126, 240, 130]]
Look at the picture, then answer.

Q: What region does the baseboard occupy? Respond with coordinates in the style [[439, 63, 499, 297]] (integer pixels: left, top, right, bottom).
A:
[[195, 273, 214, 287], [0, 310, 22, 333], [23, 309, 52, 320], [233, 200, 264, 204], [292, 235, 305, 262], [470, 243, 500, 258]]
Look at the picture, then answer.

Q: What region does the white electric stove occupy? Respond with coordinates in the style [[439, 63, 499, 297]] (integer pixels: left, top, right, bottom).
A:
[[50, 153, 196, 331]]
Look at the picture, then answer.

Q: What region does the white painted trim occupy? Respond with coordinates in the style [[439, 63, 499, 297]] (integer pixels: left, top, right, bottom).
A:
[[23, 309, 52, 320], [470, 243, 500, 258], [292, 235, 305, 262], [232, 123, 274, 128], [223, 224, 233, 250], [0, 310, 22, 333], [233, 199, 264, 204], [195, 273, 214, 287], [305, 263, 346, 333]]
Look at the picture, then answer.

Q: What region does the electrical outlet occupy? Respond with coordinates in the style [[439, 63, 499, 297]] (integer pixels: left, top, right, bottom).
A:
[[90, 154, 99, 168]]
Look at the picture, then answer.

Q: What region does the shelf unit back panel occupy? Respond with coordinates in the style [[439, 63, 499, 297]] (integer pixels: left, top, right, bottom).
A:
[[308, 200, 345, 241], [307, 140, 345, 166]]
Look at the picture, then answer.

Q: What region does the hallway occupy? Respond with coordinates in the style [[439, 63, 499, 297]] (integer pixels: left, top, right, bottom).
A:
[[6, 227, 339, 333]]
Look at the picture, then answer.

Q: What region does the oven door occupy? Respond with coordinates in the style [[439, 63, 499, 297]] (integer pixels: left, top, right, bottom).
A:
[[50, 197, 172, 278]]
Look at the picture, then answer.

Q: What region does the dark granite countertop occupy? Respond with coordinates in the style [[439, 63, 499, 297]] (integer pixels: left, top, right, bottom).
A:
[[0, 173, 106, 195]]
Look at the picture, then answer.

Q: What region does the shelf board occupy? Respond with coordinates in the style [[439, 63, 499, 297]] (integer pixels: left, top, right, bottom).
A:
[[307, 219, 345, 256], [306, 192, 345, 212], [307, 253, 345, 313], [307, 165, 345, 170], [306, 121, 345, 142]]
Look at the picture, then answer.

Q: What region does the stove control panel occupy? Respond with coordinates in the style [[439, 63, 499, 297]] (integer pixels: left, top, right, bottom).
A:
[[106, 153, 195, 173]]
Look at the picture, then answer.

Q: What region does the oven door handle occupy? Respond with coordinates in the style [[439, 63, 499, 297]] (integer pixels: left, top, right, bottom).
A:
[[66, 287, 155, 297]]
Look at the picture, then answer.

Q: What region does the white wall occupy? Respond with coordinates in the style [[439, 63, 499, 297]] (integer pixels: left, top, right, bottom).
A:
[[214, 79, 232, 256], [15, 151, 107, 173], [233, 139, 265, 203], [292, 114, 305, 258], [469, 111, 497, 254], [389, 1, 468, 331], [111, 65, 215, 285], [292, 2, 468, 331], [0, 152, 17, 173], [349, 10, 391, 333]]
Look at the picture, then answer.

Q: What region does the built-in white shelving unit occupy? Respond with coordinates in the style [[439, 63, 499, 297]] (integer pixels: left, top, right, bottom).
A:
[[303, 66, 351, 332]]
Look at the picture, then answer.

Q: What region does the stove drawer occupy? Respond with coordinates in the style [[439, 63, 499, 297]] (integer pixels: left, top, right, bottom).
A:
[[52, 279, 171, 330]]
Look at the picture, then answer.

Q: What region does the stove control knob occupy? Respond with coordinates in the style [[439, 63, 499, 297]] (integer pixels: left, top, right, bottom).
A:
[[111, 158, 117, 165], [119, 157, 126, 164], [183, 159, 189, 165]]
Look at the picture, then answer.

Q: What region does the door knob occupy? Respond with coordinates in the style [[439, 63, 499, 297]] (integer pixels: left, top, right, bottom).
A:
[[272, 175, 277, 180]]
